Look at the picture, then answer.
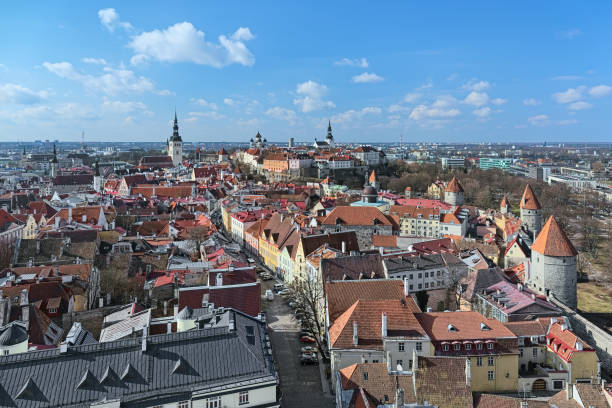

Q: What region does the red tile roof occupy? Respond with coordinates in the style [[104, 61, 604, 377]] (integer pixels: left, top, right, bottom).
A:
[[531, 215, 577, 257], [323, 206, 392, 226], [519, 184, 541, 210], [546, 321, 594, 362], [445, 176, 464, 193], [414, 311, 516, 341]]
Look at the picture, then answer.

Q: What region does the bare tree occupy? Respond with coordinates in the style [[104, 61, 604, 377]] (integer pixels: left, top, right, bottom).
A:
[[289, 277, 327, 358], [187, 226, 209, 260]]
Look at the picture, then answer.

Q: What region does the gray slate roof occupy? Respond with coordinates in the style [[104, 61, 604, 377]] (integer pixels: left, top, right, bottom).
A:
[[384, 253, 446, 273], [0, 310, 276, 407]]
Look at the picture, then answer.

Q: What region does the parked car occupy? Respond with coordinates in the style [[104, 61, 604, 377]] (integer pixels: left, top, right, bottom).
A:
[[300, 335, 316, 343], [265, 289, 274, 301], [301, 346, 317, 354], [273, 283, 285, 292], [260, 273, 273, 281], [300, 353, 318, 365], [300, 330, 314, 338], [288, 301, 297, 309], [278, 289, 291, 296]]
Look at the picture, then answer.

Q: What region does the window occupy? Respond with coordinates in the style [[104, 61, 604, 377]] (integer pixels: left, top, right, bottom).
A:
[[178, 401, 190, 408], [443, 344, 449, 351], [476, 343, 483, 350], [372, 359, 379, 363], [363, 372, 368, 380], [425, 282, 429, 288], [206, 397, 220, 408], [409, 274, 413, 280], [553, 380, 563, 390], [424, 272, 428, 278], [465, 343, 471, 350], [238, 391, 249, 405], [409, 284, 413, 290], [418, 284, 422, 289], [396, 359, 403, 368], [398, 342, 405, 351], [533, 348, 538, 357], [519, 349, 523, 357], [418, 273, 422, 278], [416, 342, 422, 351], [488, 356, 494, 366], [487, 342, 494, 350], [476, 356, 482, 366], [488, 371, 494, 381], [454, 343, 461, 351]]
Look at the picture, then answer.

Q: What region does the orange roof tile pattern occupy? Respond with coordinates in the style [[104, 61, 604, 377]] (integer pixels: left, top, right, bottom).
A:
[[531, 215, 577, 257], [519, 184, 541, 210], [445, 176, 464, 193]]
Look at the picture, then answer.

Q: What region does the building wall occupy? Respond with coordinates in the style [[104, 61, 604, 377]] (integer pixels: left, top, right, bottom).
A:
[[469, 354, 519, 392], [520, 208, 542, 238], [529, 254, 577, 310], [321, 225, 392, 251], [445, 191, 464, 206]]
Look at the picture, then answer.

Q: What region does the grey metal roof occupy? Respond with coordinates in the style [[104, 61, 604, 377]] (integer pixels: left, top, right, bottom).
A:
[[384, 254, 446, 273], [0, 310, 276, 407], [0, 322, 28, 346]]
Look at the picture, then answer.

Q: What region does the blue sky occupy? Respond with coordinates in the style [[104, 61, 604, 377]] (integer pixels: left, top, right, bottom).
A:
[[1, 1, 611, 143]]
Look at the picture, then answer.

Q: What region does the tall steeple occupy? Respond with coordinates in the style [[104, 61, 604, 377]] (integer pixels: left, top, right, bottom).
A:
[[326, 120, 334, 146], [168, 111, 183, 166], [51, 144, 58, 163]]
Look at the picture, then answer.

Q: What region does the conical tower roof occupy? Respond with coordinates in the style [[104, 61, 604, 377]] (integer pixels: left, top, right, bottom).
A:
[[531, 215, 577, 257], [500, 195, 509, 207], [520, 184, 541, 210], [368, 170, 377, 184], [445, 176, 464, 193]]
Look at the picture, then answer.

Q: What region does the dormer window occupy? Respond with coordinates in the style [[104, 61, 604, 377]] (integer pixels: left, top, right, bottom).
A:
[[448, 324, 457, 332], [363, 372, 368, 381], [480, 322, 491, 331]]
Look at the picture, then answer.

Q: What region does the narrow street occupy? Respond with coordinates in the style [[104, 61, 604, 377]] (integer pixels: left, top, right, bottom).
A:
[[261, 279, 334, 408]]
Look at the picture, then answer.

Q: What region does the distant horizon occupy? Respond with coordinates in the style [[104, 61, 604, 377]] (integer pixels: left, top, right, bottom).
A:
[[2, 2, 612, 142]]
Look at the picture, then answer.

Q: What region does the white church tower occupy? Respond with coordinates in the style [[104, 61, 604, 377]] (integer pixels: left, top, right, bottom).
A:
[[168, 111, 183, 167]]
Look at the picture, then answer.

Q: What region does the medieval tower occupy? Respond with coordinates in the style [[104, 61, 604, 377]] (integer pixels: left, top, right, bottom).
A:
[[528, 215, 578, 309], [520, 184, 542, 239], [444, 176, 464, 206]]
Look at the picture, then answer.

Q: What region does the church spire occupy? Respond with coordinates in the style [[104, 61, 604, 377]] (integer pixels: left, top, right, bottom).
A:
[[170, 111, 182, 142]]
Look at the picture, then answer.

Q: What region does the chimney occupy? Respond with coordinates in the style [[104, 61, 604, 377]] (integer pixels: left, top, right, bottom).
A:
[[561, 323, 568, 332], [517, 283, 523, 291], [465, 358, 471, 386], [68, 207, 72, 224], [403, 278, 409, 296], [163, 300, 168, 316], [36, 240, 40, 255], [353, 321, 358, 346], [395, 388, 405, 408], [412, 348, 418, 370], [20, 289, 29, 329], [54, 216, 60, 228], [216, 273, 223, 286], [341, 241, 347, 254], [379, 247, 384, 256], [566, 382, 573, 400], [381, 312, 388, 338], [141, 326, 148, 352]]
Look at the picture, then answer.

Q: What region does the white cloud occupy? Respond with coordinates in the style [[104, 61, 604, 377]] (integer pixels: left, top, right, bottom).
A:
[[187, 111, 225, 121], [191, 98, 218, 110], [431, 95, 457, 108], [473, 107, 491, 118], [388, 104, 410, 113], [102, 100, 152, 116], [409, 105, 460, 121], [98, 8, 132, 33], [331, 106, 382, 124], [463, 80, 490, 92], [82, 57, 107, 65], [562, 29, 581, 39], [43, 61, 160, 95], [557, 119, 578, 125], [523, 98, 541, 106], [463, 91, 489, 107], [128, 23, 255, 67], [528, 114, 549, 125], [568, 101, 592, 110], [552, 86, 585, 104], [589, 84, 612, 97], [491, 98, 507, 106], [265, 106, 298, 125], [293, 80, 335, 113], [403, 93, 421, 103], [231, 27, 255, 41], [352, 72, 384, 83], [223, 97, 235, 106], [0, 83, 48, 104], [333, 58, 369, 68]]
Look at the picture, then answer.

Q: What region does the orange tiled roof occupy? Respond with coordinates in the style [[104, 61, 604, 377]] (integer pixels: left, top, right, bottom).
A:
[[329, 299, 427, 350], [519, 184, 541, 210], [445, 176, 464, 193], [322, 206, 392, 227], [547, 322, 594, 362], [415, 311, 516, 341], [531, 215, 577, 257]]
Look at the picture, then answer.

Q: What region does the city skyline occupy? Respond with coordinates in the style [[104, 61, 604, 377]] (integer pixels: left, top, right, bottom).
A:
[[2, 1, 612, 143]]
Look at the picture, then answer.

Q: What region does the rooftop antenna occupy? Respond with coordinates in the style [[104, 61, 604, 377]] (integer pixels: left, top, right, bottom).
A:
[[81, 130, 85, 149], [400, 134, 403, 149]]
